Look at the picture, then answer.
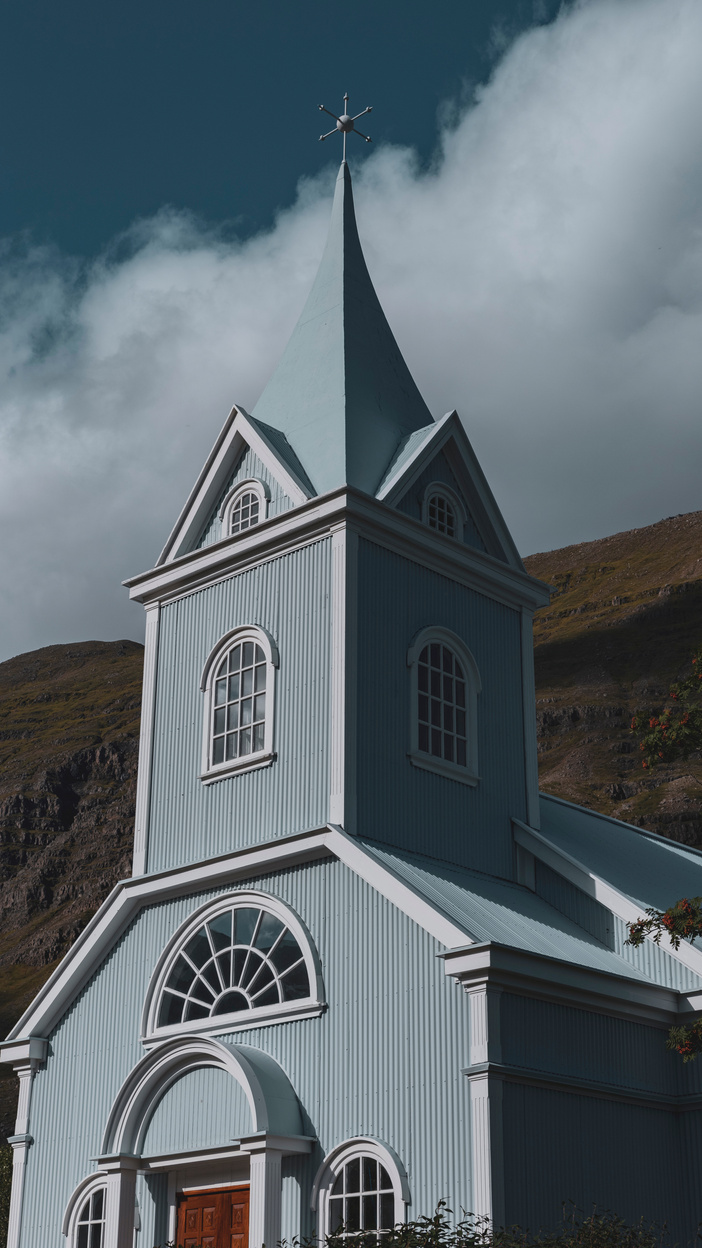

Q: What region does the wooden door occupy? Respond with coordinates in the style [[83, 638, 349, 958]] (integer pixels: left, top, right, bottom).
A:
[[176, 1186, 249, 1248]]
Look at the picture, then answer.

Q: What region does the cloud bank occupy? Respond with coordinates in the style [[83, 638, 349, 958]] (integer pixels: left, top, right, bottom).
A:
[[2, 0, 702, 661]]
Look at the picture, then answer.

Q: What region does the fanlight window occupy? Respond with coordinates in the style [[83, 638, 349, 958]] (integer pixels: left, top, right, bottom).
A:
[[212, 640, 267, 766], [230, 490, 260, 535], [158, 903, 311, 1028], [75, 1188, 106, 1248], [427, 492, 456, 538], [329, 1157, 396, 1238], [407, 627, 481, 786]]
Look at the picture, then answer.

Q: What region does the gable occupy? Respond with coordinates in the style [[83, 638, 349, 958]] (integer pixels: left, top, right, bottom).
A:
[[395, 450, 488, 554], [195, 446, 295, 550]]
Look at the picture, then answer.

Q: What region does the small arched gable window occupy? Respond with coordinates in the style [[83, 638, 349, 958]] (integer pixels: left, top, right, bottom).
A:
[[63, 1176, 108, 1248], [312, 1139, 410, 1241], [200, 626, 278, 782], [219, 479, 270, 538], [407, 627, 481, 786], [421, 483, 466, 541], [143, 892, 325, 1040]]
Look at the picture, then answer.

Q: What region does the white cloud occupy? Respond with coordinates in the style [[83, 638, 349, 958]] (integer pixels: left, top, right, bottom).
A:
[[2, 0, 702, 661]]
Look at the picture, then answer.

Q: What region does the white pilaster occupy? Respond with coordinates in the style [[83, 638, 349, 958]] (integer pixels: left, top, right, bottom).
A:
[[132, 602, 161, 876], [520, 607, 540, 829], [329, 525, 357, 833], [4, 1040, 47, 1248], [248, 1146, 283, 1248], [102, 1163, 138, 1248], [465, 986, 504, 1227]]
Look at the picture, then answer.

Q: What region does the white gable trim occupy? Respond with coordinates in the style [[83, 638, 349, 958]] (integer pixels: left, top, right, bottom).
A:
[[0, 826, 473, 1049], [378, 410, 524, 571], [513, 818, 702, 980], [157, 406, 312, 566]]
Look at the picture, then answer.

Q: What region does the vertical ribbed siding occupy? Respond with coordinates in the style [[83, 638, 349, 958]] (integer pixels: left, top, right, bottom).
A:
[[534, 860, 702, 992], [141, 1067, 253, 1154], [147, 537, 332, 873], [197, 448, 294, 549], [355, 538, 525, 878], [138, 1173, 169, 1248], [395, 452, 487, 553], [502, 1084, 683, 1234], [20, 858, 473, 1248]]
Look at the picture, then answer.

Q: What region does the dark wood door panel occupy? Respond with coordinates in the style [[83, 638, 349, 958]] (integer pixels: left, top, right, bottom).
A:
[[177, 1186, 249, 1248]]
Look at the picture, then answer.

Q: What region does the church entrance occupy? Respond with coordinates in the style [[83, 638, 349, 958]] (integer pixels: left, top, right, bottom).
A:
[[176, 1185, 250, 1248]]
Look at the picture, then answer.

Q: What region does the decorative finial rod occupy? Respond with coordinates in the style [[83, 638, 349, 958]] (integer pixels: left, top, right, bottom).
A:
[[319, 92, 372, 160]]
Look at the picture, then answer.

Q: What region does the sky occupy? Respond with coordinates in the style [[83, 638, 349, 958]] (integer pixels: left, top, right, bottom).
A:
[[1, 0, 701, 662]]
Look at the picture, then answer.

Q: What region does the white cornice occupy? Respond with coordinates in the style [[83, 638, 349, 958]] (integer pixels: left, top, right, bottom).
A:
[[513, 818, 702, 982], [0, 826, 472, 1051], [442, 941, 683, 1025], [125, 487, 550, 614]]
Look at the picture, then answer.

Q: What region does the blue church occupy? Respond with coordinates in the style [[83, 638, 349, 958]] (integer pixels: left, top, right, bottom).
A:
[[3, 157, 702, 1248]]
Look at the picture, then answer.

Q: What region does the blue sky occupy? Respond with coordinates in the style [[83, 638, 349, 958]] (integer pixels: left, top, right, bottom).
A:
[[1, 0, 701, 660]]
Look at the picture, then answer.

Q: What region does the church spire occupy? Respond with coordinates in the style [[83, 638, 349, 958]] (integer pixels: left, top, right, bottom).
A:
[[252, 160, 434, 497]]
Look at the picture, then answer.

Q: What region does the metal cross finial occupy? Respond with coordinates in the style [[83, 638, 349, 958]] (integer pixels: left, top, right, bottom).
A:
[[319, 92, 372, 160]]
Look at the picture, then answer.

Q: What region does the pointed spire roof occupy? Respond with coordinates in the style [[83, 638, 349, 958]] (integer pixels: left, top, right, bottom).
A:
[[252, 161, 434, 496]]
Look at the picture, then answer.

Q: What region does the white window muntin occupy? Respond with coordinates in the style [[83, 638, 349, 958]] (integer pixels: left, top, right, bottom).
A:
[[142, 891, 325, 1043], [200, 626, 278, 783], [312, 1139, 409, 1244], [63, 1175, 109, 1248], [407, 626, 481, 786], [219, 478, 270, 538], [421, 482, 466, 541]]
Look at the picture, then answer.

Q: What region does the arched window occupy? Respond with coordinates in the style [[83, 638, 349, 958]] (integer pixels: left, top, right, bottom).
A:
[[143, 893, 325, 1040], [200, 626, 278, 782], [312, 1140, 409, 1241], [219, 479, 269, 539], [407, 627, 481, 786], [421, 483, 466, 541], [63, 1177, 108, 1248]]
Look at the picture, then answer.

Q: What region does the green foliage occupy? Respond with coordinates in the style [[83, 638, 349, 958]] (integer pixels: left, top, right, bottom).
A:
[[626, 898, 702, 1061], [273, 1204, 672, 1248], [0, 1144, 12, 1248], [631, 646, 702, 770]]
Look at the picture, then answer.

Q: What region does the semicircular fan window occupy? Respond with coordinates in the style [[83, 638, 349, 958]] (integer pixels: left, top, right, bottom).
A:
[[157, 905, 311, 1028]]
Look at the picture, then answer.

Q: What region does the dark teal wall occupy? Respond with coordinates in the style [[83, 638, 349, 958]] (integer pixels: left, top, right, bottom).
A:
[[395, 450, 487, 553], [354, 538, 526, 877]]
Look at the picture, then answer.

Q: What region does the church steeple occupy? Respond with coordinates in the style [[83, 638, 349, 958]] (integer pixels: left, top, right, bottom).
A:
[[252, 161, 434, 497]]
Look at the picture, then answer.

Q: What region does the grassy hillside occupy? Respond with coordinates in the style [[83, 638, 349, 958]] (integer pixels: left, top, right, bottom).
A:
[[524, 510, 702, 843]]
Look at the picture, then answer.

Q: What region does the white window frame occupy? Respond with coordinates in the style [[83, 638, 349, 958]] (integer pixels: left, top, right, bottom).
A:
[[219, 478, 270, 537], [407, 626, 481, 787], [311, 1138, 410, 1245], [421, 482, 466, 541], [62, 1174, 108, 1247], [141, 890, 326, 1043], [200, 625, 278, 783]]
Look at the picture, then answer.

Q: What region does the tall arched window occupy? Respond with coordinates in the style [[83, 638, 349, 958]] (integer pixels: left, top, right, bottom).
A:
[[421, 483, 466, 541], [312, 1140, 409, 1242], [219, 479, 269, 539], [142, 892, 325, 1040], [200, 626, 278, 782], [407, 627, 481, 786]]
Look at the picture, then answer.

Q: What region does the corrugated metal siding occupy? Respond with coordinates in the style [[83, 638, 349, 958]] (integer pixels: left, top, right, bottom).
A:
[[502, 1083, 684, 1236], [147, 538, 332, 873], [141, 1067, 253, 1155], [395, 451, 487, 552], [138, 1173, 169, 1248], [196, 448, 294, 550], [20, 858, 473, 1248], [534, 859, 702, 991], [355, 538, 525, 878]]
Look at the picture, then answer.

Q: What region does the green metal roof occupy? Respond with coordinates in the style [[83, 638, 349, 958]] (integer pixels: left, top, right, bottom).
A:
[[252, 161, 434, 496]]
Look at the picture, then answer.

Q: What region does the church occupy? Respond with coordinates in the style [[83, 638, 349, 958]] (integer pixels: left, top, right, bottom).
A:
[[3, 149, 702, 1248]]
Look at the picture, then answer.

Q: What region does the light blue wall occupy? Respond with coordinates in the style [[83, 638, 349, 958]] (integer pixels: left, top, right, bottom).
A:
[[395, 451, 487, 553], [354, 538, 526, 878], [196, 448, 294, 550], [147, 538, 332, 874], [21, 859, 472, 1248], [141, 1067, 253, 1155]]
